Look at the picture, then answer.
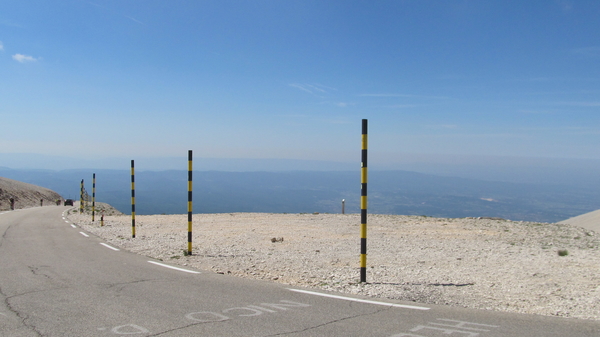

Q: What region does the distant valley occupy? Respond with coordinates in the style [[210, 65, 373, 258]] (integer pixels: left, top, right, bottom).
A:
[[1, 167, 598, 223]]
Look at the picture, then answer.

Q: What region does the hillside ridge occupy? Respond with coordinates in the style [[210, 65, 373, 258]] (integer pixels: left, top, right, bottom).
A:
[[0, 176, 63, 211]]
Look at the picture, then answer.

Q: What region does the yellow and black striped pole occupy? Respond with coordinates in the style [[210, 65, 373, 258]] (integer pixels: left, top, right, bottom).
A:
[[187, 150, 193, 255], [360, 119, 368, 283], [92, 173, 96, 222], [80, 179, 84, 214], [131, 160, 136, 238]]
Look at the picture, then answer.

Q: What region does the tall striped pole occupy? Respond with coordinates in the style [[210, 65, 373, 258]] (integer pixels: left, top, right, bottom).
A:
[[92, 173, 96, 222], [80, 179, 84, 214], [187, 150, 193, 255], [360, 119, 368, 283], [131, 160, 136, 238]]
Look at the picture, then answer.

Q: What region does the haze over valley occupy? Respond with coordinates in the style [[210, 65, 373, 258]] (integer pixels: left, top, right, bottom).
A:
[[2, 164, 598, 223]]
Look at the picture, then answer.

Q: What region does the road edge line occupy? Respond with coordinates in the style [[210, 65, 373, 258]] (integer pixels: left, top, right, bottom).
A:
[[100, 243, 120, 251], [148, 261, 201, 274], [287, 288, 430, 310]]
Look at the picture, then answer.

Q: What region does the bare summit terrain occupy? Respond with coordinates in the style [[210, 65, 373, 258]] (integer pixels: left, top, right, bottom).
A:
[[4, 176, 599, 321], [0, 176, 63, 211], [69, 210, 600, 321]]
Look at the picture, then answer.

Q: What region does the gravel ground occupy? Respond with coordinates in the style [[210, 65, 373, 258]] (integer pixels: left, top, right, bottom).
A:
[[67, 210, 600, 321]]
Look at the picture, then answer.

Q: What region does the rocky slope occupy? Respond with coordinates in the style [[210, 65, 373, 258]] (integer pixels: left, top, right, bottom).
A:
[[0, 176, 63, 210]]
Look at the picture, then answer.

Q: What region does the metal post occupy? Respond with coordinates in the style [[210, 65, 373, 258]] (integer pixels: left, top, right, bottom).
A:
[[131, 160, 136, 238], [360, 119, 368, 283], [80, 179, 84, 214], [188, 150, 193, 255], [92, 173, 96, 222], [342, 199, 345, 214]]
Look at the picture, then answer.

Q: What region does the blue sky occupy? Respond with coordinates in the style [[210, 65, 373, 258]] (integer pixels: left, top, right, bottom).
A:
[[1, 1, 599, 174]]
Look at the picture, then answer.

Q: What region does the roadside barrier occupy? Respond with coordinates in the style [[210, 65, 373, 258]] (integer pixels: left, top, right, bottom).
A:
[[360, 119, 368, 283]]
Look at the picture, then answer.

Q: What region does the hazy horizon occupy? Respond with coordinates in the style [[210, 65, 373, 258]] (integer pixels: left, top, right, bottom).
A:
[[2, 151, 600, 189], [2, 166, 597, 223]]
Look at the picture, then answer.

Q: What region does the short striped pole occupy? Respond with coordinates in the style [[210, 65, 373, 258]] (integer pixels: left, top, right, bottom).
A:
[[80, 179, 84, 214], [360, 119, 368, 283], [131, 160, 136, 238], [92, 173, 96, 222], [187, 150, 193, 255]]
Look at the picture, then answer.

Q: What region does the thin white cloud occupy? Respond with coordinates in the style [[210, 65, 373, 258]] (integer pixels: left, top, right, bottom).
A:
[[572, 46, 600, 58], [12, 54, 39, 63], [360, 93, 410, 97], [556, 0, 573, 11], [316, 101, 355, 108], [334, 102, 356, 108], [124, 15, 145, 25], [289, 83, 336, 96], [307, 84, 327, 93], [0, 41, 4, 51], [385, 104, 420, 108], [87, 1, 145, 25], [87, 1, 103, 9], [0, 20, 23, 28], [289, 83, 314, 94], [519, 109, 554, 114], [426, 124, 458, 129], [557, 101, 600, 107], [514, 77, 555, 82], [313, 83, 338, 92], [360, 93, 450, 100]]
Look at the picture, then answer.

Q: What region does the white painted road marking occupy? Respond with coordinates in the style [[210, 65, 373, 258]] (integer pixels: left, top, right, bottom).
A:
[[288, 288, 430, 310], [97, 301, 308, 336], [79, 232, 89, 237], [100, 243, 120, 251], [391, 318, 500, 336], [148, 261, 200, 274], [106, 324, 150, 334], [185, 300, 310, 323], [430, 319, 499, 331], [70, 224, 77, 228]]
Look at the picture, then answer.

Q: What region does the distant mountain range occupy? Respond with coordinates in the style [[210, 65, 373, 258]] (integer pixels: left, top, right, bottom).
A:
[[1, 167, 598, 223]]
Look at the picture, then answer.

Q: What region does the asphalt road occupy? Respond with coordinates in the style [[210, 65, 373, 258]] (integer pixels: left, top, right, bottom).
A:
[[0, 207, 598, 337]]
